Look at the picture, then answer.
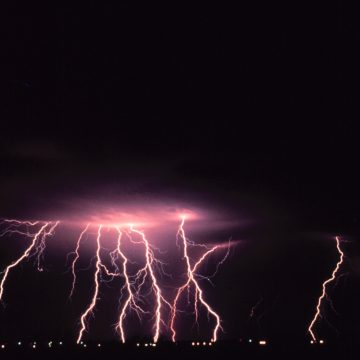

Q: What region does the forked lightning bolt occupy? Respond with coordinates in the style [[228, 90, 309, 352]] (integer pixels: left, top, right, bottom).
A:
[[0, 220, 59, 301], [128, 225, 175, 343], [308, 236, 344, 342], [170, 216, 229, 342], [114, 227, 142, 343], [114, 227, 148, 343]]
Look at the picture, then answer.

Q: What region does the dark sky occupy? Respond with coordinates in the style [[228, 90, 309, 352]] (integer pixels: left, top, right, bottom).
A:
[[0, 2, 360, 345]]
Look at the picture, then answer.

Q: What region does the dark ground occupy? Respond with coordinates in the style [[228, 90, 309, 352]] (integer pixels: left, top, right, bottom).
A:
[[0, 341, 359, 360]]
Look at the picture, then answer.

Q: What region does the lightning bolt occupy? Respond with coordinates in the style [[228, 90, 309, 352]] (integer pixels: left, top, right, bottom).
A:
[[114, 227, 146, 343], [129, 225, 168, 343], [115, 227, 133, 343], [76, 225, 103, 344], [308, 236, 344, 342], [0, 221, 59, 301], [68, 224, 90, 299], [170, 216, 226, 343]]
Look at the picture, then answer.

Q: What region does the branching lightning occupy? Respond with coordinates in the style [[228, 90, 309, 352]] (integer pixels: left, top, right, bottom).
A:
[[128, 225, 176, 343], [114, 227, 147, 343], [308, 236, 344, 342], [0, 221, 59, 302], [0, 215, 352, 344], [170, 216, 229, 342], [0, 215, 230, 343]]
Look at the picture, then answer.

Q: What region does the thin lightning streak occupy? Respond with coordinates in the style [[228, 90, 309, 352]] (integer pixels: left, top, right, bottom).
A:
[[249, 297, 263, 318], [193, 246, 221, 272], [0, 220, 40, 238], [76, 225, 103, 344], [308, 236, 344, 342], [2, 219, 40, 226], [99, 263, 121, 278], [69, 224, 90, 299], [170, 217, 223, 343], [0, 222, 50, 301], [34, 221, 59, 272]]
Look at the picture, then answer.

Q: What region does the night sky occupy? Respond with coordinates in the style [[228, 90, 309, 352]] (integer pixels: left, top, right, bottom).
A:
[[1, 2, 360, 347]]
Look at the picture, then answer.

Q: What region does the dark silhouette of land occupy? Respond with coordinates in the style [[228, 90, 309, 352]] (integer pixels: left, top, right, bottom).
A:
[[0, 341, 357, 360]]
